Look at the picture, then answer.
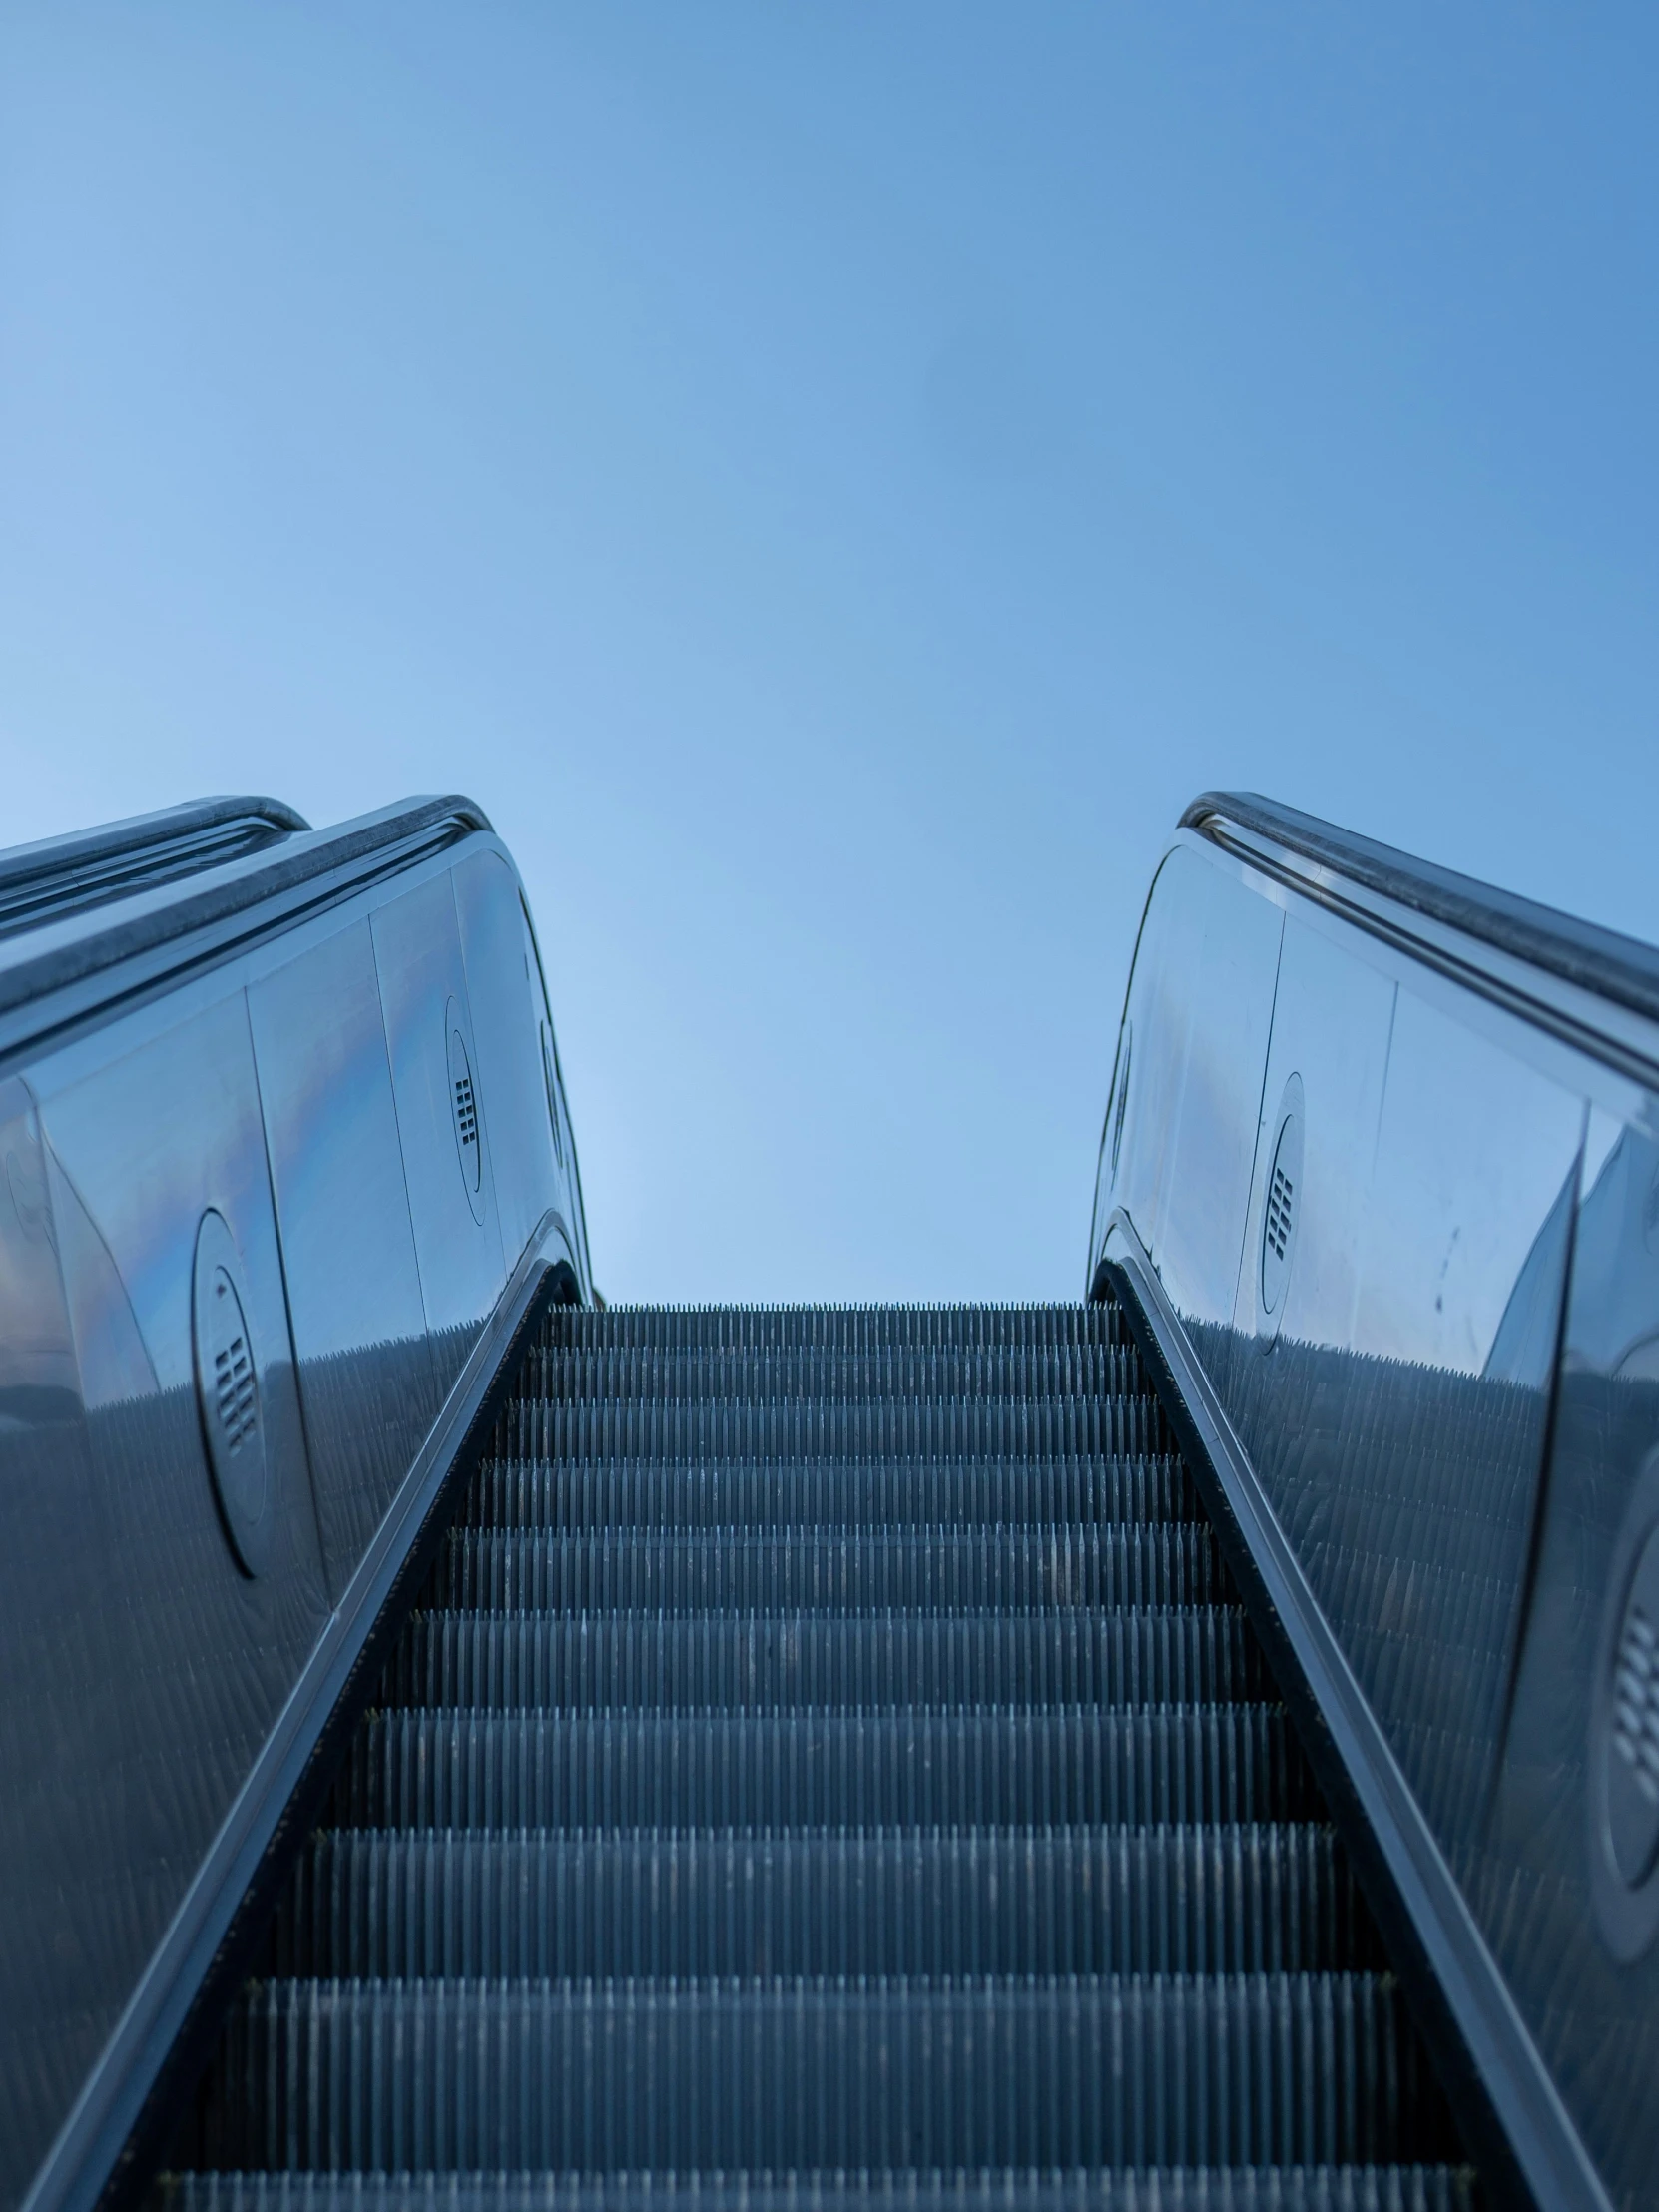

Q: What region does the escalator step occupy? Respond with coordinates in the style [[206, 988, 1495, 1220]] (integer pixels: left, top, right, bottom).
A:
[[535, 1307, 1135, 1355], [188, 1974, 1458, 2172], [324, 1706, 1318, 1831], [457, 1455, 1196, 1532], [504, 1399, 1169, 1464], [514, 1345, 1152, 1402], [423, 1525, 1227, 1614], [164, 2170, 1477, 2212], [168, 1303, 1470, 2202], [269, 1824, 1382, 1979], [375, 1606, 1270, 1711]]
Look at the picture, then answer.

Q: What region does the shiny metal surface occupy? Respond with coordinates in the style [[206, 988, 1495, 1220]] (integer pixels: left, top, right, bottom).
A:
[[0, 1075, 134, 2195], [0, 801, 588, 2212], [521, 893, 590, 1300], [1483, 1111, 1659, 2194], [1147, 847, 1283, 1334], [0, 795, 489, 1057], [1093, 810, 1659, 2212], [1233, 934, 1583, 1859], [0, 798, 307, 942], [246, 920, 437, 1592], [453, 849, 564, 1275], [3, 991, 331, 2212], [1104, 1224, 1605, 2212], [1187, 791, 1659, 1091], [191, 1205, 276, 1577], [1185, 790, 1659, 1036], [369, 870, 504, 1398]]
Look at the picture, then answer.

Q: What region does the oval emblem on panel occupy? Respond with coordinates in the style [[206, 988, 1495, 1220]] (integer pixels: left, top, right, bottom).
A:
[[192, 1208, 272, 1576], [447, 996, 486, 1225], [1258, 1072, 1305, 1346]]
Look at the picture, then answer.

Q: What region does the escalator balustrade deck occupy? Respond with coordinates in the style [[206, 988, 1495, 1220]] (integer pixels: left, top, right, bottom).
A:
[[163, 1304, 1473, 2208]]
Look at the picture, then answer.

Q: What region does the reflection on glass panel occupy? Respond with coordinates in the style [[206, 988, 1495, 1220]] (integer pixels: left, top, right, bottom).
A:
[[1155, 868, 1282, 1332], [6, 1001, 332, 2212], [1484, 1111, 1659, 2212], [1097, 830, 1659, 2210], [1567, 1111, 1659, 1376], [1113, 850, 1221, 1277], [1234, 912, 1395, 1360], [1355, 988, 1585, 1379], [453, 849, 560, 1271], [249, 921, 438, 1588], [370, 871, 507, 1396], [1203, 933, 1584, 1862]]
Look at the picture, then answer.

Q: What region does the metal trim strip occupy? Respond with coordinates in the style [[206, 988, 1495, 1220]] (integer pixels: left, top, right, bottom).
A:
[[0, 799, 310, 934], [0, 799, 494, 1071], [1183, 793, 1659, 1089], [1184, 791, 1659, 1023]]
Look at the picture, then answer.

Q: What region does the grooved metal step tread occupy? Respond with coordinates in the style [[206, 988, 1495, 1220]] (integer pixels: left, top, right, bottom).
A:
[[160, 2170, 1478, 2212], [323, 1706, 1318, 1832], [513, 1346, 1153, 1403], [167, 1302, 1469, 2203], [194, 1973, 1457, 2172], [458, 1458, 1196, 1533], [506, 1400, 1168, 1465], [269, 1824, 1382, 1979], [535, 1307, 1136, 1355], [375, 1608, 1270, 1712], [425, 1527, 1227, 1615]]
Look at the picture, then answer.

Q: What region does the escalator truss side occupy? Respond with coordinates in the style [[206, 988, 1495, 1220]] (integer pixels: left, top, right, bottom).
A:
[[1093, 803, 1659, 2212], [0, 802, 591, 2212]]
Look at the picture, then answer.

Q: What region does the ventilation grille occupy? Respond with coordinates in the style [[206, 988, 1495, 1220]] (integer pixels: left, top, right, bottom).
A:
[[214, 1334, 258, 1455], [1266, 1162, 1295, 1265], [447, 1015, 485, 1214], [1613, 1603, 1659, 1806], [1257, 1084, 1303, 1334], [191, 1212, 271, 1576], [454, 1074, 478, 1152]]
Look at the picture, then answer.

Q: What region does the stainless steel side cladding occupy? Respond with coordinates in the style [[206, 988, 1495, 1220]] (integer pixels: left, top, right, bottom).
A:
[[1091, 802, 1659, 2212], [0, 801, 590, 2212]]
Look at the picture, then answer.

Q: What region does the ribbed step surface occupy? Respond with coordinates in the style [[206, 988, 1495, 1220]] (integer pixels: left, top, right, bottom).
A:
[[196, 1974, 1439, 2171], [514, 1344, 1153, 1402], [376, 1607, 1271, 1710], [460, 1456, 1195, 1531], [163, 2171, 1475, 2212], [427, 1524, 1227, 1613], [271, 1826, 1382, 1979], [501, 1398, 1168, 1464], [324, 1706, 1316, 1831], [168, 1303, 1470, 2207]]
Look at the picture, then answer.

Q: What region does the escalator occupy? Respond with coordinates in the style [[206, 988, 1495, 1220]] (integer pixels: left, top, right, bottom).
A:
[[170, 1299, 1465, 2197], [3, 791, 1658, 2212]]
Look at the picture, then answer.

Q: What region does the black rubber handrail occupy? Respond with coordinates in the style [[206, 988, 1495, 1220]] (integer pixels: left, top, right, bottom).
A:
[[0, 795, 493, 1064], [1184, 791, 1659, 1030], [0, 798, 310, 941]]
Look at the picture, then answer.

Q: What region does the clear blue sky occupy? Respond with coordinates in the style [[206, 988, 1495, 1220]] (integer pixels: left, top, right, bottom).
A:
[[2, 7, 1655, 1302]]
